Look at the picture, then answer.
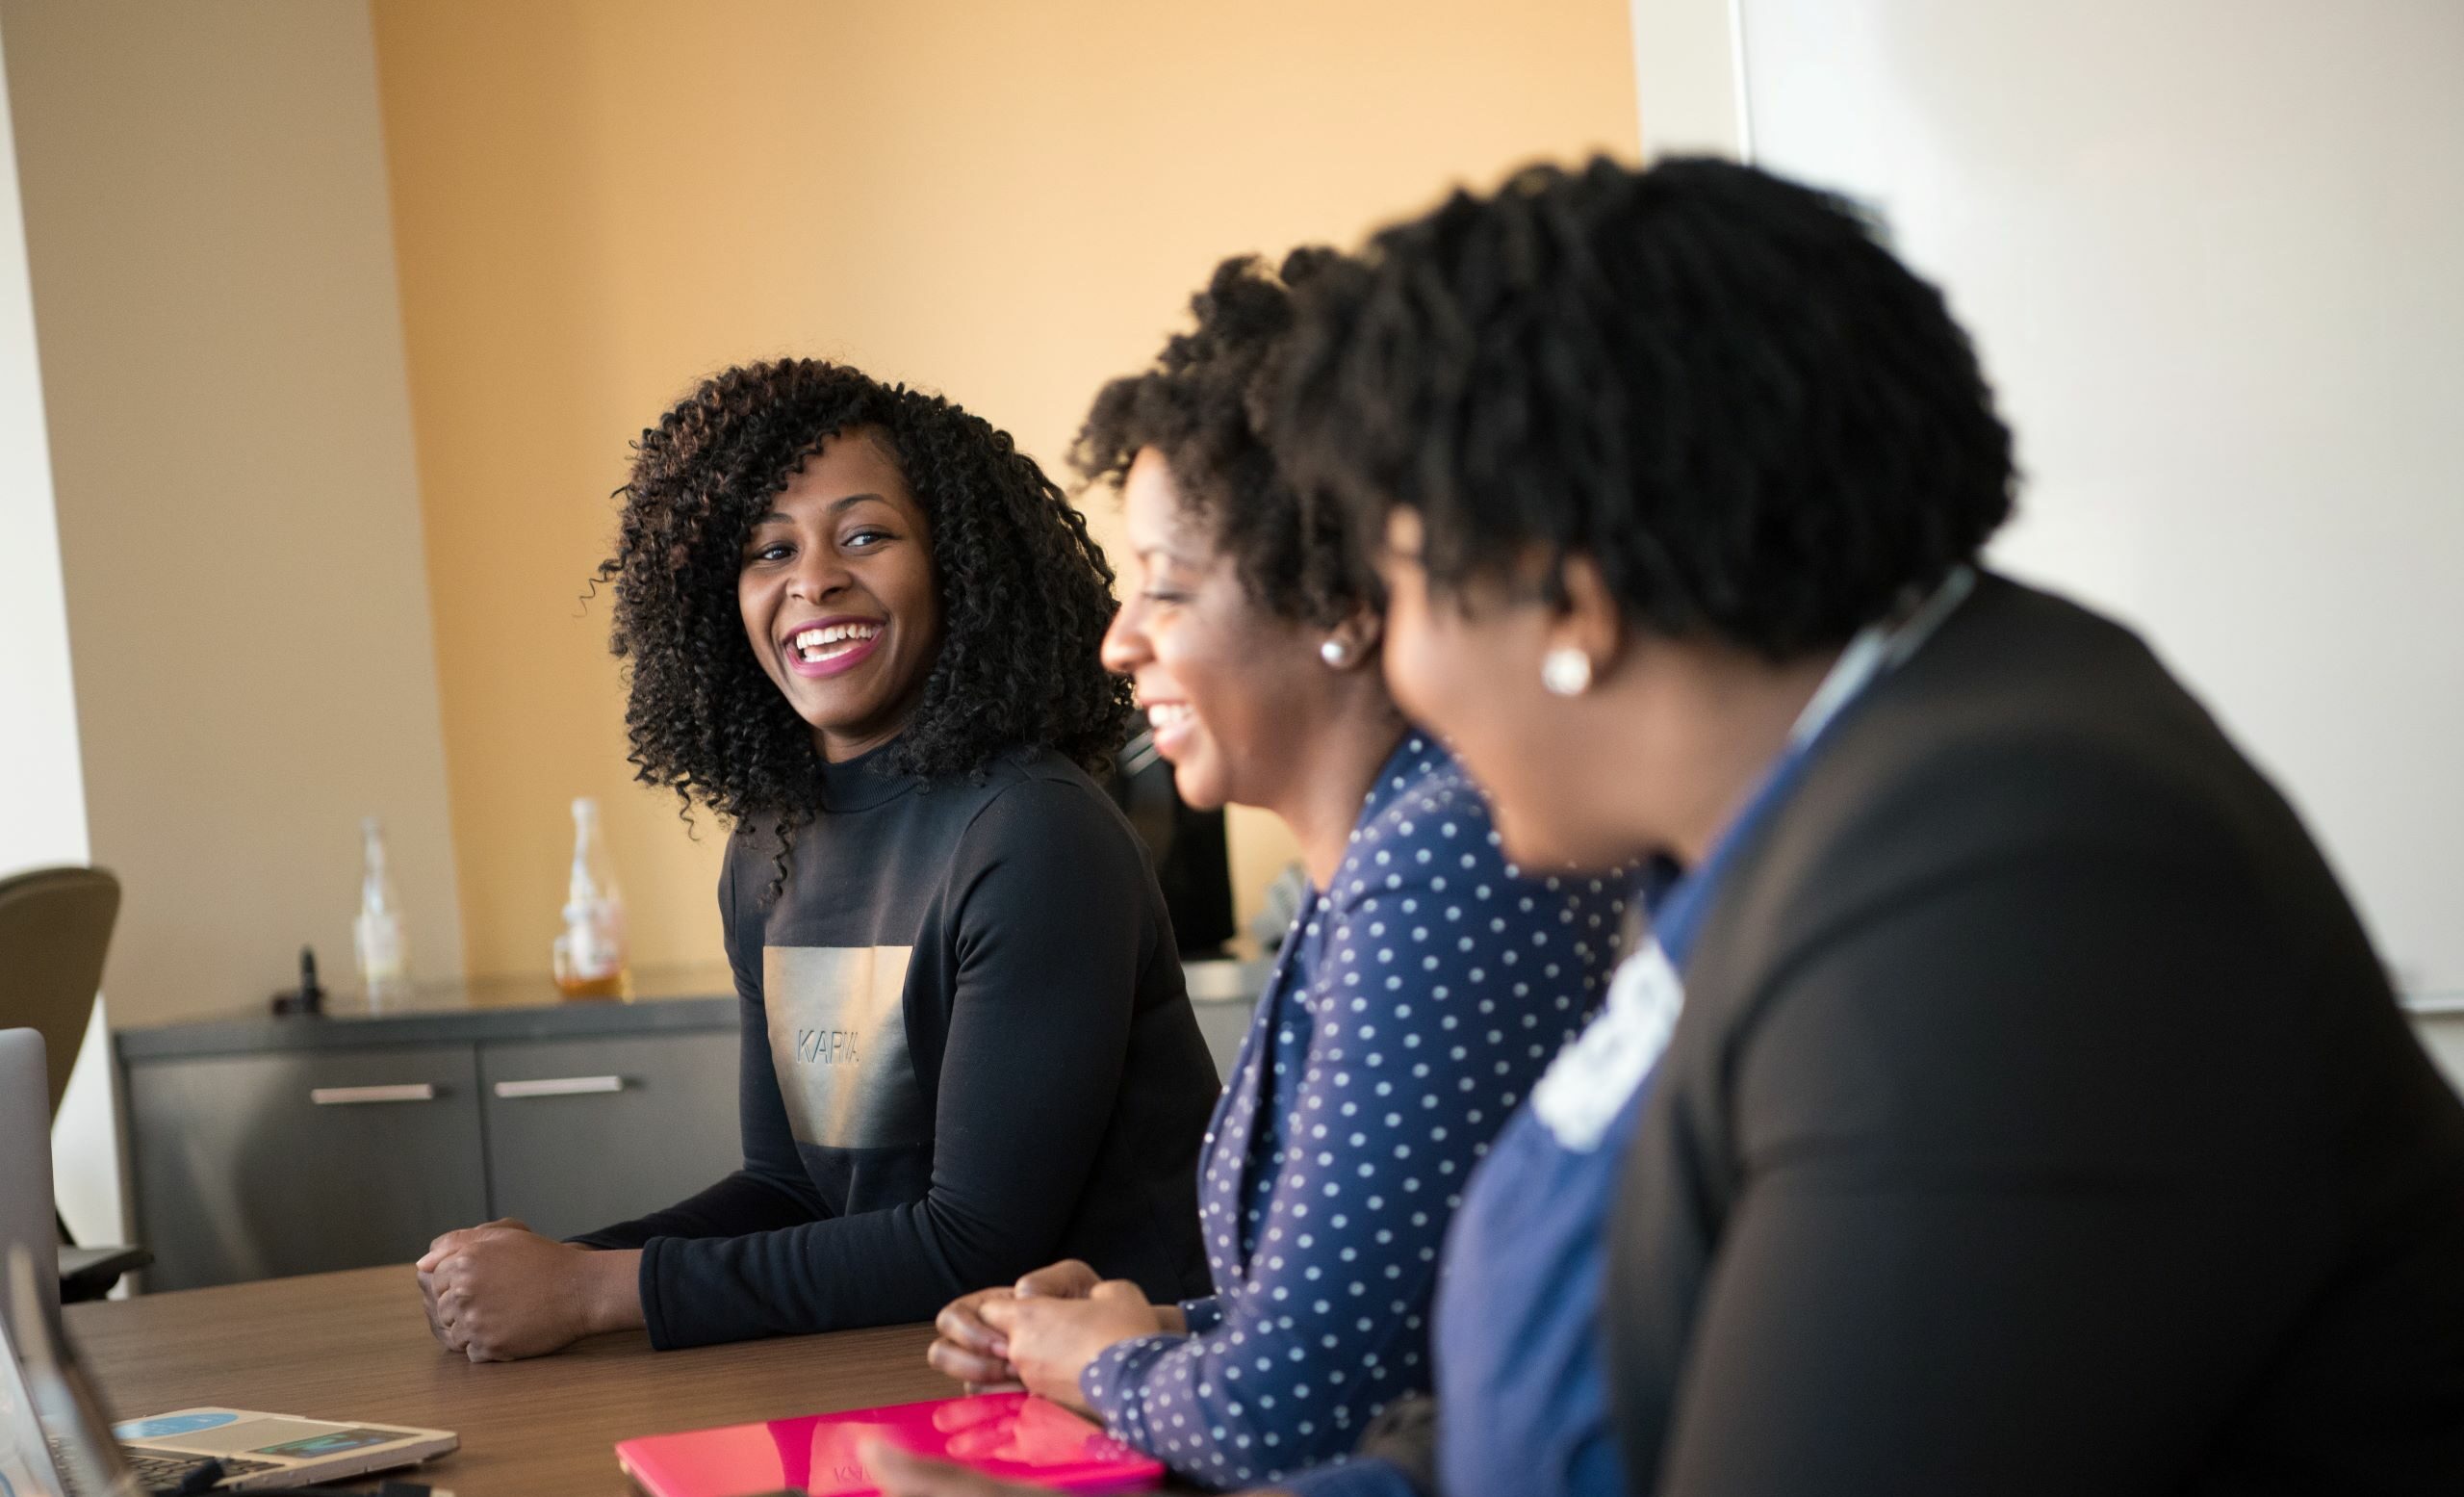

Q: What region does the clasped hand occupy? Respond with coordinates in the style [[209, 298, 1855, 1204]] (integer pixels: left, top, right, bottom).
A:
[[926, 1258, 1181, 1412], [415, 1218, 642, 1362]]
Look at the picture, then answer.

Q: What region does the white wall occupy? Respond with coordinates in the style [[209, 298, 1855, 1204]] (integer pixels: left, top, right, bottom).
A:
[[0, 13, 120, 1246], [1728, 0, 2464, 1001], [0, 0, 465, 1030], [1630, 0, 1747, 156], [0, 9, 76, 873]]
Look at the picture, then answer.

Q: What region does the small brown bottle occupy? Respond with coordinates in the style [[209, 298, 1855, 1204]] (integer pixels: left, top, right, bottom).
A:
[[551, 797, 628, 999]]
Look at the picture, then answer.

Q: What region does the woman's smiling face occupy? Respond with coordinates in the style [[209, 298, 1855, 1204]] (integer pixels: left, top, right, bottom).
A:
[[737, 427, 943, 761], [1100, 448, 1322, 812]]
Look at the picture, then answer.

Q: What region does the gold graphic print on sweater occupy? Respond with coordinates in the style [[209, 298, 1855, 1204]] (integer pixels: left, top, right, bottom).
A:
[[763, 945, 930, 1149]]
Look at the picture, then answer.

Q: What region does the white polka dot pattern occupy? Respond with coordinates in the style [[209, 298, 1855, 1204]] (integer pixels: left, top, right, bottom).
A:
[[1079, 736, 1625, 1485]]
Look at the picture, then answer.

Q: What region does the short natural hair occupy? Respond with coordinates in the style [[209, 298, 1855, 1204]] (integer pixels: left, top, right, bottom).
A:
[[1275, 156, 2016, 658], [1074, 248, 1378, 626]]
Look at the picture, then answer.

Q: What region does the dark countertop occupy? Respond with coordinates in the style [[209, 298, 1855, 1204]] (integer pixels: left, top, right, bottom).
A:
[[115, 967, 741, 1060], [116, 958, 1275, 1062]]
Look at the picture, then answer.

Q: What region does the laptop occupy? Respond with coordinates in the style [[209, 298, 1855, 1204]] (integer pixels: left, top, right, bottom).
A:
[[615, 1391, 1162, 1497], [1, 1078, 459, 1497], [0, 1033, 59, 1336], [2, 1247, 457, 1496]]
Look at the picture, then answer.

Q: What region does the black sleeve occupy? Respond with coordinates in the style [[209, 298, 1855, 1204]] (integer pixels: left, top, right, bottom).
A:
[[629, 779, 1156, 1346], [570, 839, 823, 1252], [1637, 841, 2319, 1496]]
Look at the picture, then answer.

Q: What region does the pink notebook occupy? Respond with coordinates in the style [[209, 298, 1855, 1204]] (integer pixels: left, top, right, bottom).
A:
[[615, 1391, 1164, 1497]]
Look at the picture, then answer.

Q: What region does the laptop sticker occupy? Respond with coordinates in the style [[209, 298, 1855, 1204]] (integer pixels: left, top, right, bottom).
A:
[[250, 1429, 401, 1458], [116, 1413, 240, 1439]]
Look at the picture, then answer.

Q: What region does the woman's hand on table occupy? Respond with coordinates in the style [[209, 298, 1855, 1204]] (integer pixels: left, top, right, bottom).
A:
[[974, 1278, 1173, 1414], [929, 1259, 1188, 1391], [928, 1258, 1096, 1386], [414, 1218, 643, 1361]]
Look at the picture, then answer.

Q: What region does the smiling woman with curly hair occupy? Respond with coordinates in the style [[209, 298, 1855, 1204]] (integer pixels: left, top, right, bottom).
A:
[[413, 359, 1219, 1362], [607, 359, 1135, 860]]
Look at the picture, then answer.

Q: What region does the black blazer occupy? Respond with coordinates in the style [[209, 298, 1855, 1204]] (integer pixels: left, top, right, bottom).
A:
[[1604, 575, 2464, 1495]]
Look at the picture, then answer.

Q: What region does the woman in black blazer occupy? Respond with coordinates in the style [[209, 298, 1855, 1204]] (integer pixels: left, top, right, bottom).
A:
[[1263, 157, 2464, 1496]]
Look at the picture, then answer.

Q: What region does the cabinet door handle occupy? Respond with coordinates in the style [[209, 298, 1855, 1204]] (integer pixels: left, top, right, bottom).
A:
[[309, 1083, 438, 1105], [492, 1075, 626, 1098]]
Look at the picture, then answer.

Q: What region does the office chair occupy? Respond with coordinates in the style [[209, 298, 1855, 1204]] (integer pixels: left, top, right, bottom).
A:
[[0, 865, 149, 1300]]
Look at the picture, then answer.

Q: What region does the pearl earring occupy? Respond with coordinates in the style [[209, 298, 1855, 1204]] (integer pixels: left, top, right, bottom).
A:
[[1541, 646, 1593, 697], [1319, 638, 1352, 668]]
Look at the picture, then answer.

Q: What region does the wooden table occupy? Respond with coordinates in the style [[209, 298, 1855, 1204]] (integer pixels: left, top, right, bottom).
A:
[[64, 1266, 949, 1496]]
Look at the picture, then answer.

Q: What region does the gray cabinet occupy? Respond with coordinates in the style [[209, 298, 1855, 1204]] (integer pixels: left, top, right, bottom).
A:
[[477, 1031, 741, 1241], [120, 990, 743, 1290], [125, 1045, 491, 1291]]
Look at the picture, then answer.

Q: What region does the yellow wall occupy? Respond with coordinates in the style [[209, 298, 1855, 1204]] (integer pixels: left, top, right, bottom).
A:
[[372, 0, 1640, 977]]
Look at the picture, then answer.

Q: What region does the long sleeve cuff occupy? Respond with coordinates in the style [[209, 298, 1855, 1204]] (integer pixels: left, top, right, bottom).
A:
[[636, 1236, 681, 1351], [1179, 1294, 1226, 1334], [1080, 1332, 1189, 1450], [1282, 1457, 1426, 1497], [567, 1223, 648, 1251]]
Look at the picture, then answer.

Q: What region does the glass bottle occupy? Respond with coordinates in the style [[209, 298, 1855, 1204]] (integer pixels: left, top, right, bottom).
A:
[[353, 816, 413, 1008], [552, 796, 629, 999]]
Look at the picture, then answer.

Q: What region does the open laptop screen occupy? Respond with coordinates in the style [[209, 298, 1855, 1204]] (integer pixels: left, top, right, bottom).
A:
[[6, 1246, 135, 1497], [0, 1033, 60, 1335], [2, 1303, 61, 1497]]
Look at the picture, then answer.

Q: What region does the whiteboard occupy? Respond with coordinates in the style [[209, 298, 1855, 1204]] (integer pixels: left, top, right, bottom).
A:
[[1728, 0, 2464, 1000]]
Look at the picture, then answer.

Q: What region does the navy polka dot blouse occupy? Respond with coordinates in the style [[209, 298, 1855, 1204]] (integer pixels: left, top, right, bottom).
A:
[[1080, 733, 1625, 1487]]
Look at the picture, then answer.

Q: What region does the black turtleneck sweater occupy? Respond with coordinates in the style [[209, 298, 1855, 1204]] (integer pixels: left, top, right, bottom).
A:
[[574, 743, 1220, 1349]]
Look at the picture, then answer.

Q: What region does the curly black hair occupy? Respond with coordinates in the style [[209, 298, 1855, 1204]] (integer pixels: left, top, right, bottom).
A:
[[1273, 156, 2017, 658], [1072, 248, 1378, 627], [600, 358, 1133, 860]]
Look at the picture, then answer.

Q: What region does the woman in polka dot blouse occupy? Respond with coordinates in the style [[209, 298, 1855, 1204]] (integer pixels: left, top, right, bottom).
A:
[[920, 252, 1623, 1489]]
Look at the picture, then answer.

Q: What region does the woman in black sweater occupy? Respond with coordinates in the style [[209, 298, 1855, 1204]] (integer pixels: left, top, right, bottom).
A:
[[415, 359, 1219, 1358]]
